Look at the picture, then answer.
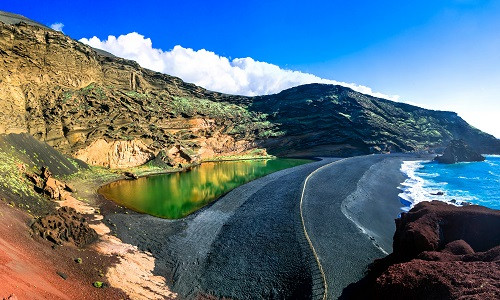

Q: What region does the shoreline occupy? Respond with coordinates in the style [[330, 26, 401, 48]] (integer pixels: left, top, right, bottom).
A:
[[0, 152, 436, 299], [398, 155, 500, 210], [299, 153, 431, 298], [103, 153, 429, 299]]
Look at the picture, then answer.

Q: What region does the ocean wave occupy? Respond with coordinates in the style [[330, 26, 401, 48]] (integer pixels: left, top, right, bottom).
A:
[[398, 160, 467, 209]]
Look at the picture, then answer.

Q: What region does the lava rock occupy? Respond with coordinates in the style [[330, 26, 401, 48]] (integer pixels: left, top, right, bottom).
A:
[[31, 206, 98, 247], [435, 139, 485, 164], [341, 201, 500, 300]]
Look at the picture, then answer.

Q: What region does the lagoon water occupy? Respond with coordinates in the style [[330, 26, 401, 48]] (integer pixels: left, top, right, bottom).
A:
[[99, 158, 311, 219], [399, 155, 500, 210]]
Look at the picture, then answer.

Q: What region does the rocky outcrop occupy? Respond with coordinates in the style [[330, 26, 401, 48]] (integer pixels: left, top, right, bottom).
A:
[[26, 166, 74, 200], [74, 139, 154, 168], [0, 19, 273, 168], [435, 139, 485, 164], [31, 206, 98, 247], [341, 201, 500, 299]]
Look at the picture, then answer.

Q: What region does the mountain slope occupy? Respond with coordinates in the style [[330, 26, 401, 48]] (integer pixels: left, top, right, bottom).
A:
[[0, 11, 498, 169], [248, 84, 500, 156], [0, 18, 274, 168]]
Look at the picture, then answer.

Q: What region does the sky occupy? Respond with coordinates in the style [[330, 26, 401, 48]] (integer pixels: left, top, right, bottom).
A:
[[2, 0, 499, 137]]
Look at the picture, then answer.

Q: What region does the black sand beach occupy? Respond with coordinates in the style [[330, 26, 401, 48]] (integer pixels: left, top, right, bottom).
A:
[[103, 154, 427, 299]]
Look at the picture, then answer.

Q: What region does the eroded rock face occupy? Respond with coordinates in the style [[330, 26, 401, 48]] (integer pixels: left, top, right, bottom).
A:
[[74, 139, 154, 168], [31, 206, 98, 247], [2, 16, 499, 165], [435, 139, 485, 164], [0, 21, 274, 168], [341, 201, 500, 299]]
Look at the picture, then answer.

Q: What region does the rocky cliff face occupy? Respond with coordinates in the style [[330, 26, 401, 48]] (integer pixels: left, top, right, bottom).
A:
[[0, 20, 273, 168], [341, 201, 500, 300], [1, 12, 499, 168]]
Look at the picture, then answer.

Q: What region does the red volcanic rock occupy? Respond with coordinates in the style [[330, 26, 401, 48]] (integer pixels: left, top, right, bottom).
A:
[[376, 259, 500, 300], [393, 201, 500, 260], [341, 201, 500, 300]]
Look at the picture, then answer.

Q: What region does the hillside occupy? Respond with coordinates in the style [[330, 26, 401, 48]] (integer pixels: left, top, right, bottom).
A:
[[0, 17, 275, 168], [248, 84, 500, 156], [0, 12, 498, 170]]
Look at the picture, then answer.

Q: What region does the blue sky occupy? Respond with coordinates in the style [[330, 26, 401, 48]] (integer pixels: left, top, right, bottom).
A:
[[2, 0, 499, 137]]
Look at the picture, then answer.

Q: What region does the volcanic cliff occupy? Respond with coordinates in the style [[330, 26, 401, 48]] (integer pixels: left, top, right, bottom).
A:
[[1, 11, 499, 169]]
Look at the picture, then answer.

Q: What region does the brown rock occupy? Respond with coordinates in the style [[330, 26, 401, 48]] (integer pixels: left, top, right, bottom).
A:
[[375, 259, 500, 300], [43, 177, 70, 200], [25, 172, 44, 189], [124, 171, 138, 179], [31, 206, 98, 247], [341, 201, 500, 300]]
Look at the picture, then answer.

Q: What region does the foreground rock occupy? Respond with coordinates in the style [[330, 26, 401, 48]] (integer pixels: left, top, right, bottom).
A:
[[26, 166, 74, 200], [31, 206, 98, 247], [435, 139, 485, 164], [341, 201, 500, 299]]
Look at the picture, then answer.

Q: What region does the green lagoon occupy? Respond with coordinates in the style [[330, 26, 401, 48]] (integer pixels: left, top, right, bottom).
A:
[[99, 158, 311, 219]]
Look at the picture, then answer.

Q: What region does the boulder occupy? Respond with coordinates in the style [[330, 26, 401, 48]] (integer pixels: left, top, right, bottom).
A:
[[43, 177, 72, 200], [31, 206, 98, 247], [435, 139, 485, 164], [341, 201, 500, 299], [124, 171, 139, 179]]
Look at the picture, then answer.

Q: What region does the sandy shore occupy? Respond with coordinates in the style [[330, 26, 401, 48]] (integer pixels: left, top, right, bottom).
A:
[[99, 153, 430, 299]]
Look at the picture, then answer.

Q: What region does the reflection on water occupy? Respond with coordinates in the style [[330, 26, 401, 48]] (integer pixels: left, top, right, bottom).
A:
[[99, 158, 311, 219]]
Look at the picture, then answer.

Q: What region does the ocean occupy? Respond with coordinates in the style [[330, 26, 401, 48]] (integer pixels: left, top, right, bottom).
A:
[[399, 155, 500, 211]]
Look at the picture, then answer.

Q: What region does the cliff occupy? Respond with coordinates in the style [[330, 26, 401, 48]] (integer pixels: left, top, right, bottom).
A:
[[247, 84, 500, 156], [0, 18, 273, 168], [1, 11, 499, 169]]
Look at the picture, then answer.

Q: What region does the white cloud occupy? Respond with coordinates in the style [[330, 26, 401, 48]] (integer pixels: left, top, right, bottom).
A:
[[50, 22, 64, 32], [80, 32, 399, 99]]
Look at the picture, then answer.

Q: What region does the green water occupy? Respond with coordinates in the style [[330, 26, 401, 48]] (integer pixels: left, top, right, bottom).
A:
[[99, 158, 311, 219]]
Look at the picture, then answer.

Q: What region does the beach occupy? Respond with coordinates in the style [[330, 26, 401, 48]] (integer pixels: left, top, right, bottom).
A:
[[102, 153, 430, 299]]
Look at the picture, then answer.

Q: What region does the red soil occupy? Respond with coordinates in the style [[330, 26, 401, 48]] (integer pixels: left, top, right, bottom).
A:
[[0, 201, 127, 299]]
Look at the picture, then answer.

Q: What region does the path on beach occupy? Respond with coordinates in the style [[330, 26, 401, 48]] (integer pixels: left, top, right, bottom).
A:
[[106, 154, 416, 299], [301, 155, 410, 299]]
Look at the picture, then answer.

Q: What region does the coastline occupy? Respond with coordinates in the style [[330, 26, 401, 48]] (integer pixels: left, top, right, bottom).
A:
[[300, 153, 433, 299], [398, 155, 500, 210], [102, 153, 430, 299], [0, 152, 436, 299]]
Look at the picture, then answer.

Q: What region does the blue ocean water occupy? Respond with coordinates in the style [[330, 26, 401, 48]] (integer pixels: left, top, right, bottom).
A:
[[399, 155, 500, 210]]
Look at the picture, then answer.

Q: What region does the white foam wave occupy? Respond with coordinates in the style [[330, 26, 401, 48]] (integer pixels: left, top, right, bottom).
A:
[[398, 160, 468, 209]]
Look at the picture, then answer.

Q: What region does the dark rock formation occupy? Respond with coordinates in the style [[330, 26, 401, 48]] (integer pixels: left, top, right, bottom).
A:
[[435, 139, 485, 164], [123, 171, 139, 180], [248, 84, 500, 156], [26, 166, 74, 200], [341, 201, 500, 299], [31, 206, 98, 247]]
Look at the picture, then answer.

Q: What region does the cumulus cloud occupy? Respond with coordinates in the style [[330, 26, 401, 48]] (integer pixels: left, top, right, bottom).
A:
[[80, 32, 398, 99], [50, 22, 64, 32]]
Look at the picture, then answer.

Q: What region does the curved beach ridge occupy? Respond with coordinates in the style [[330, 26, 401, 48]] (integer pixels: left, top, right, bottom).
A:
[[300, 158, 346, 299]]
